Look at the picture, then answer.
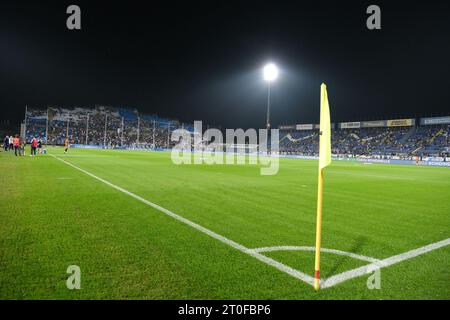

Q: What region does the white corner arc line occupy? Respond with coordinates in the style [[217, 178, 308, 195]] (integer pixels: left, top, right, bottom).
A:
[[321, 238, 450, 288], [49, 154, 315, 286], [251, 246, 381, 263]]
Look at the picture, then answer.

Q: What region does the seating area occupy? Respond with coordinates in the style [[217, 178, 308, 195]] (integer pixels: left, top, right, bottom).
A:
[[279, 124, 449, 157], [25, 106, 190, 149]]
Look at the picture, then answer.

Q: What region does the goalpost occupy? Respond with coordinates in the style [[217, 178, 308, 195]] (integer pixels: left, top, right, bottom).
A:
[[194, 142, 260, 155]]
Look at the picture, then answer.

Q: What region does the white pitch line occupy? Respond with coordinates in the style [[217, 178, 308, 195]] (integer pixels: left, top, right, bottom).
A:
[[251, 246, 381, 263], [321, 238, 450, 288], [49, 154, 315, 286]]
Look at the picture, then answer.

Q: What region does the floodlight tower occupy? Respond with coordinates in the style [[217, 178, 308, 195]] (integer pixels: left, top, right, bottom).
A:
[[263, 63, 278, 130], [263, 63, 278, 153]]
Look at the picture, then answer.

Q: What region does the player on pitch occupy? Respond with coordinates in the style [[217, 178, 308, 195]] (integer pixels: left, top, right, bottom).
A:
[[64, 137, 70, 154]]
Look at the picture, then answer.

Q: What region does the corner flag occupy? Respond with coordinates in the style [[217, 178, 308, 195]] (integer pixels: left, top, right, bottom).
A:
[[314, 83, 331, 290], [318, 83, 331, 169]]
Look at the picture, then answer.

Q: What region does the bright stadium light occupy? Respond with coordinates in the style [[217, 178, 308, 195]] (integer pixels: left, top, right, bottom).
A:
[[262, 63, 278, 135], [263, 63, 278, 82]]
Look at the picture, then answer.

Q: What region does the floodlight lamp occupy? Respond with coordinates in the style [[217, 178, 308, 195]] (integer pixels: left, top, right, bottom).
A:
[[263, 63, 278, 81]]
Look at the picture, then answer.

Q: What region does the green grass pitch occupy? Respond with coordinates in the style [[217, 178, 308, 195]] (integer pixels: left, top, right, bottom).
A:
[[0, 147, 449, 299]]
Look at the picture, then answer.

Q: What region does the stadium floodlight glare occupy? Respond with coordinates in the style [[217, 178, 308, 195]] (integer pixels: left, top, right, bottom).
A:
[[263, 63, 278, 134], [263, 63, 278, 82]]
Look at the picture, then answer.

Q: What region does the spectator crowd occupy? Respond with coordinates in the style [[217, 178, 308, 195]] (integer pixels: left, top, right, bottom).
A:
[[279, 124, 449, 159], [14, 107, 450, 160], [25, 106, 190, 149]]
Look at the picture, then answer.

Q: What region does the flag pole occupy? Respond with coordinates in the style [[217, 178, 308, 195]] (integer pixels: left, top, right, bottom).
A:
[[314, 83, 331, 291], [314, 168, 324, 290]]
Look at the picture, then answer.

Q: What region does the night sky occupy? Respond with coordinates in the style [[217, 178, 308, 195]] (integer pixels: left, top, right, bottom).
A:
[[1, 0, 449, 129]]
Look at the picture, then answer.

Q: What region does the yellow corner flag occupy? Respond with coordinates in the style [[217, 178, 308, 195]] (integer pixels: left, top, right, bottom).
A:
[[314, 83, 332, 290], [318, 83, 332, 169]]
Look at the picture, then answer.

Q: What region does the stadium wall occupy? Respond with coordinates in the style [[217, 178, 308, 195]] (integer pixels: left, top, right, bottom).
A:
[[69, 144, 450, 167], [283, 155, 450, 167], [420, 116, 450, 125]]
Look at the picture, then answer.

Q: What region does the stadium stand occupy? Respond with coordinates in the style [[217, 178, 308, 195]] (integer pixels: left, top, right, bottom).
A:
[[25, 106, 192, 149], [24, 107, 449, 158], [279, 119, 449, 158]]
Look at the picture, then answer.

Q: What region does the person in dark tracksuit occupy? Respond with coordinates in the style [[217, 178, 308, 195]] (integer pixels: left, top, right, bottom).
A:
[[19, 139, 25, 156], [3, 136, 8, 151], [37, 139, 42, 153]]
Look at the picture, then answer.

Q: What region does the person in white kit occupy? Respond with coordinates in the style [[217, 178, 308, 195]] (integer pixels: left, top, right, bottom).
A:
[[8, 135, 13, 150]]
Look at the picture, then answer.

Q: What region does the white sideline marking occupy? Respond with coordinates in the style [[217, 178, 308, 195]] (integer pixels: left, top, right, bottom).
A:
[[321, 238, 450, 288], [49, 153, 450, 290], [251, 246, 381, 263], [49, 154, 315, 286]]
